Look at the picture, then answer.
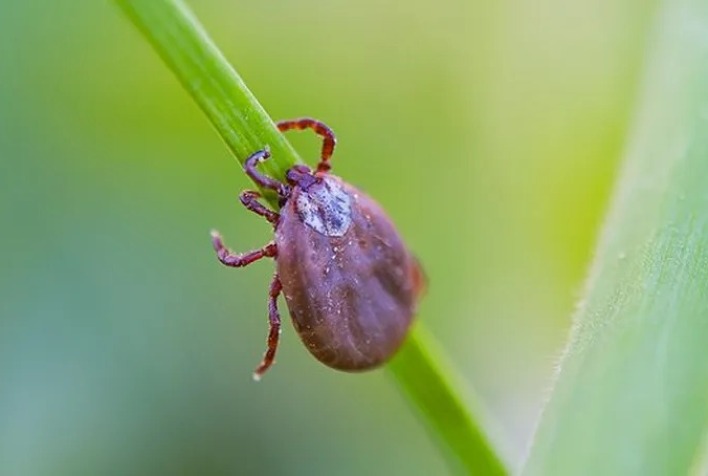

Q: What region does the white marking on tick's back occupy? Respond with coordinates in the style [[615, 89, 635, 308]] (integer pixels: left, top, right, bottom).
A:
[[295, 177, 352, 237]]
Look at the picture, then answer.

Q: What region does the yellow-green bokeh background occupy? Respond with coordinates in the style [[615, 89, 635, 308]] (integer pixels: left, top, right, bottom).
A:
[[1, 0, 656, 474]]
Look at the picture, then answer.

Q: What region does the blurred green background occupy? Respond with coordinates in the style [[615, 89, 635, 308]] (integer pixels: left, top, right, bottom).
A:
[[1, 0, 657, 474]]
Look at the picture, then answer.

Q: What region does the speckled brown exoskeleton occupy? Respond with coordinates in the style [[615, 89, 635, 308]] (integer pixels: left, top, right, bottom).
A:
[[211, 118, 425, 380]]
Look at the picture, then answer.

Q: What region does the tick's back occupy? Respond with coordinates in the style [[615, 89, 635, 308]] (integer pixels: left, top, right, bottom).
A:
[[275, 176, 422, 371]]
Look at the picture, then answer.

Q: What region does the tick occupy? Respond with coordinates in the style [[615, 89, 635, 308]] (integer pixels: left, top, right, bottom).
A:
[[211, 118, 425, 379]]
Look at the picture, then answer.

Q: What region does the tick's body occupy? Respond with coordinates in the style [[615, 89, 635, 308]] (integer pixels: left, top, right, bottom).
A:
[[277, 175, 422, 371], [211, 118, 423, 379]]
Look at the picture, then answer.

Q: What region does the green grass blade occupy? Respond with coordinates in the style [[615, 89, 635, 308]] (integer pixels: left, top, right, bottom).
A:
[[116, 0, 300, 206], [389, 326, 508, 474], [523, 1, 708, 474], [114, 0, 508, 473]]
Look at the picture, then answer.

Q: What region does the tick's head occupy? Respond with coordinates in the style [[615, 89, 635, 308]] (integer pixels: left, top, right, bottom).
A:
[[285, 164, 319, 191]]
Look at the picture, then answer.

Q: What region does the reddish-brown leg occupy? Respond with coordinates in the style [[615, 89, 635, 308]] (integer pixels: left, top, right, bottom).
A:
[[210, 231, 277, 267], [253, 273, 283, 380], [244, 149, 289, 197], [277, 118, 336, 174], [240, 190, 279, 225]]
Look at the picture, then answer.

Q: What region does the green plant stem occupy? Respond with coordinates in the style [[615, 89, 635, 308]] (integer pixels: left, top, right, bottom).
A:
[[115, 0, 508, 474], [523, 0, 708, 474], [389, 326, 508, 474], [117, 0, 300, 206]]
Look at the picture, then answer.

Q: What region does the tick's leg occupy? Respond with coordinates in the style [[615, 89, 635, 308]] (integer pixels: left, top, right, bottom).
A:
[[277, 118, 336, 174], [253, 273, 283, 380], [244, 149, 289, 197], [240, 190, 279, 225], [210, 231, 277, 267]]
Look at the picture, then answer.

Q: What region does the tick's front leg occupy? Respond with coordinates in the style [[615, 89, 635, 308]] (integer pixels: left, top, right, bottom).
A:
[[276, 118, 336, 174], [253, 273, 283, 380], [244, 149, 289, 196], [210, 230, 277, 267]]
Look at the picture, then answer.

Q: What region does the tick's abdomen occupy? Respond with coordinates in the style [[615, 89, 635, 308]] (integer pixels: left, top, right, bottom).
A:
[[275, 176, 421, 371]]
